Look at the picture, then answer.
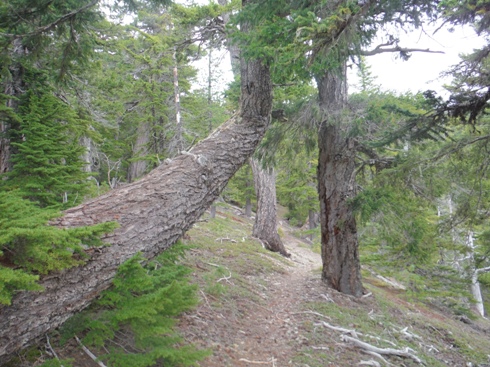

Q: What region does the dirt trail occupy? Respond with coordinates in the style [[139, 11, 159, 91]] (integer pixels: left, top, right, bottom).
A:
[[180, 220, 324, 367]]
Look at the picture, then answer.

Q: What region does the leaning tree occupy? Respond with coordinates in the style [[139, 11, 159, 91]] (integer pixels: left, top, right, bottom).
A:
[[0, 0, 274, 362]]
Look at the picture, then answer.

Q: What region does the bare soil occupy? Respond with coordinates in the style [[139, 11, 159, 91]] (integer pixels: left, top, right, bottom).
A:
[[179, 222, 323, 367]]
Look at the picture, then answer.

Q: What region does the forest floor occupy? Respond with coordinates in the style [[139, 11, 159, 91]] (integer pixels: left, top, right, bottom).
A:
[[176, 205, 490, 367], [15, 203, 490, 366]]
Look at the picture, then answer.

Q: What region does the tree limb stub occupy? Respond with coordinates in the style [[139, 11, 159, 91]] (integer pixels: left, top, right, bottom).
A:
[[0, 112, 270, 362]]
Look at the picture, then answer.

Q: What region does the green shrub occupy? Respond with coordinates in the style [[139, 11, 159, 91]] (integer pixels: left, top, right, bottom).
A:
[[0, 190, 117, 305], [59, 243, 208, 367]]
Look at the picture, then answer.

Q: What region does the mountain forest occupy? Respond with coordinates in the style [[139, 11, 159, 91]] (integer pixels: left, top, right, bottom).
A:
[[2, 0, 490, 366]]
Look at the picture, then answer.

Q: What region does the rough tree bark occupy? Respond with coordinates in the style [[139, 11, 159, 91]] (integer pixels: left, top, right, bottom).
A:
[[218, 0, 284, 253], [316, 66, 363, 297], [250, 158, 288, 256], [0, 26, 272, 363]]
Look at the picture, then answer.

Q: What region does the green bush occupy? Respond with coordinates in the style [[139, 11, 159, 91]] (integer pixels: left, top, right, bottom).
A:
[[59, 243, 208, 367], [0, 191, 117, 305]]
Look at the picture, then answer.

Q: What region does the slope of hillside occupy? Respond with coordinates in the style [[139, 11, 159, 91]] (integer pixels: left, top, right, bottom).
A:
[[8, 203, 490, 367], [178, 204, 490, 367]]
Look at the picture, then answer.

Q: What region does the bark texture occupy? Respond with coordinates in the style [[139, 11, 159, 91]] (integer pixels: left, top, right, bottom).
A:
[[250, 158, 288, 256], [317, 68, 363, 297], [0, 55, 272, 364], [218, 0, 285, 256], [127, 123, 149, 182]]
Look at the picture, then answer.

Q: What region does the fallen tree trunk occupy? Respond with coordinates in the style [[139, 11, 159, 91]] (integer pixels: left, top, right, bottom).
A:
[[0, 55, 272, 363]]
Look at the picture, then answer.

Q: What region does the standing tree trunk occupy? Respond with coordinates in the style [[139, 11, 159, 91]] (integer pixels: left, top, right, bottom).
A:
[[467, 231, 486, 317], [316, 67, 363, 297], [0, 16, 272, 362], [0, 120, 9, 174], [218, 0, 284, 254], [171, 46, 184, 155], [127, 123, 150, 182], [250, 158, 288, 256], [1, 39, 26, 174]]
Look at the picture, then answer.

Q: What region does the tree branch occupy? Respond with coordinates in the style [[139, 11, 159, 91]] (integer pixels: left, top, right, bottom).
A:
[[476, 265, 490, 274], [360, 44, 444, 57], [0, 0, 99, 39]]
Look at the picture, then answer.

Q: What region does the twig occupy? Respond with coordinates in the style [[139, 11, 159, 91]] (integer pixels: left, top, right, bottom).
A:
[[75, 336, 107, 367], [200, 290, 211, 309], [342, 335, 424, 365], [238, 358, 273, 364], [217, 271, 232, 283], [290, 310, 332, 320], [45, 335, 64, 367]]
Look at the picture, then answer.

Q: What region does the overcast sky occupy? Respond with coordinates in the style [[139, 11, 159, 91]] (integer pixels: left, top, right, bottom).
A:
[[193, 18, 485, 97], [351, 24, 485, 95]]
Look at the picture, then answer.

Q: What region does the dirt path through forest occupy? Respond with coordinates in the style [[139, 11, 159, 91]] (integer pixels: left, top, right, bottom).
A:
[[181, 220, 324, 367]]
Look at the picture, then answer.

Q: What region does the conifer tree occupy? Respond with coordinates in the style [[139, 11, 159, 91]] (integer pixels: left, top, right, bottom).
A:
[[3, 93, 90, 208]]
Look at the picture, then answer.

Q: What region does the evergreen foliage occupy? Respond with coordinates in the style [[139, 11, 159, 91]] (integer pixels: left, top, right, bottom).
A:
[[59, 243, 208, 367], [0, 190, 117, 304], [3, 93, 91, 208]]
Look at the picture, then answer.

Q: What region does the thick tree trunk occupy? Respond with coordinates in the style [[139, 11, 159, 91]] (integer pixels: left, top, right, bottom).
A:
[[0, 46, 272, 364], [316, 68, 363, 297], [217, 0, 284, 256], [250, 158, 288, 256]]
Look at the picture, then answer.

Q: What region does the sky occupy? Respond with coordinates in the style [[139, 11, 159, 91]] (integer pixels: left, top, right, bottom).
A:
[[349, 24, 485, 95], [191, 15, 486, 97]]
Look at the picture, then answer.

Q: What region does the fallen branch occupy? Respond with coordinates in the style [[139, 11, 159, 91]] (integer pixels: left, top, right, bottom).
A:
[[291, 310, 332, 320], [363, 350, 393, 366], [318, 321, 396, 347], [75, 336, 107, 367], [321, 321, 360, 338], [238, 357, 275, 365], [342, 335, 424, 365], [397, 326, 422, 341], [215, 237, 237, 243]]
